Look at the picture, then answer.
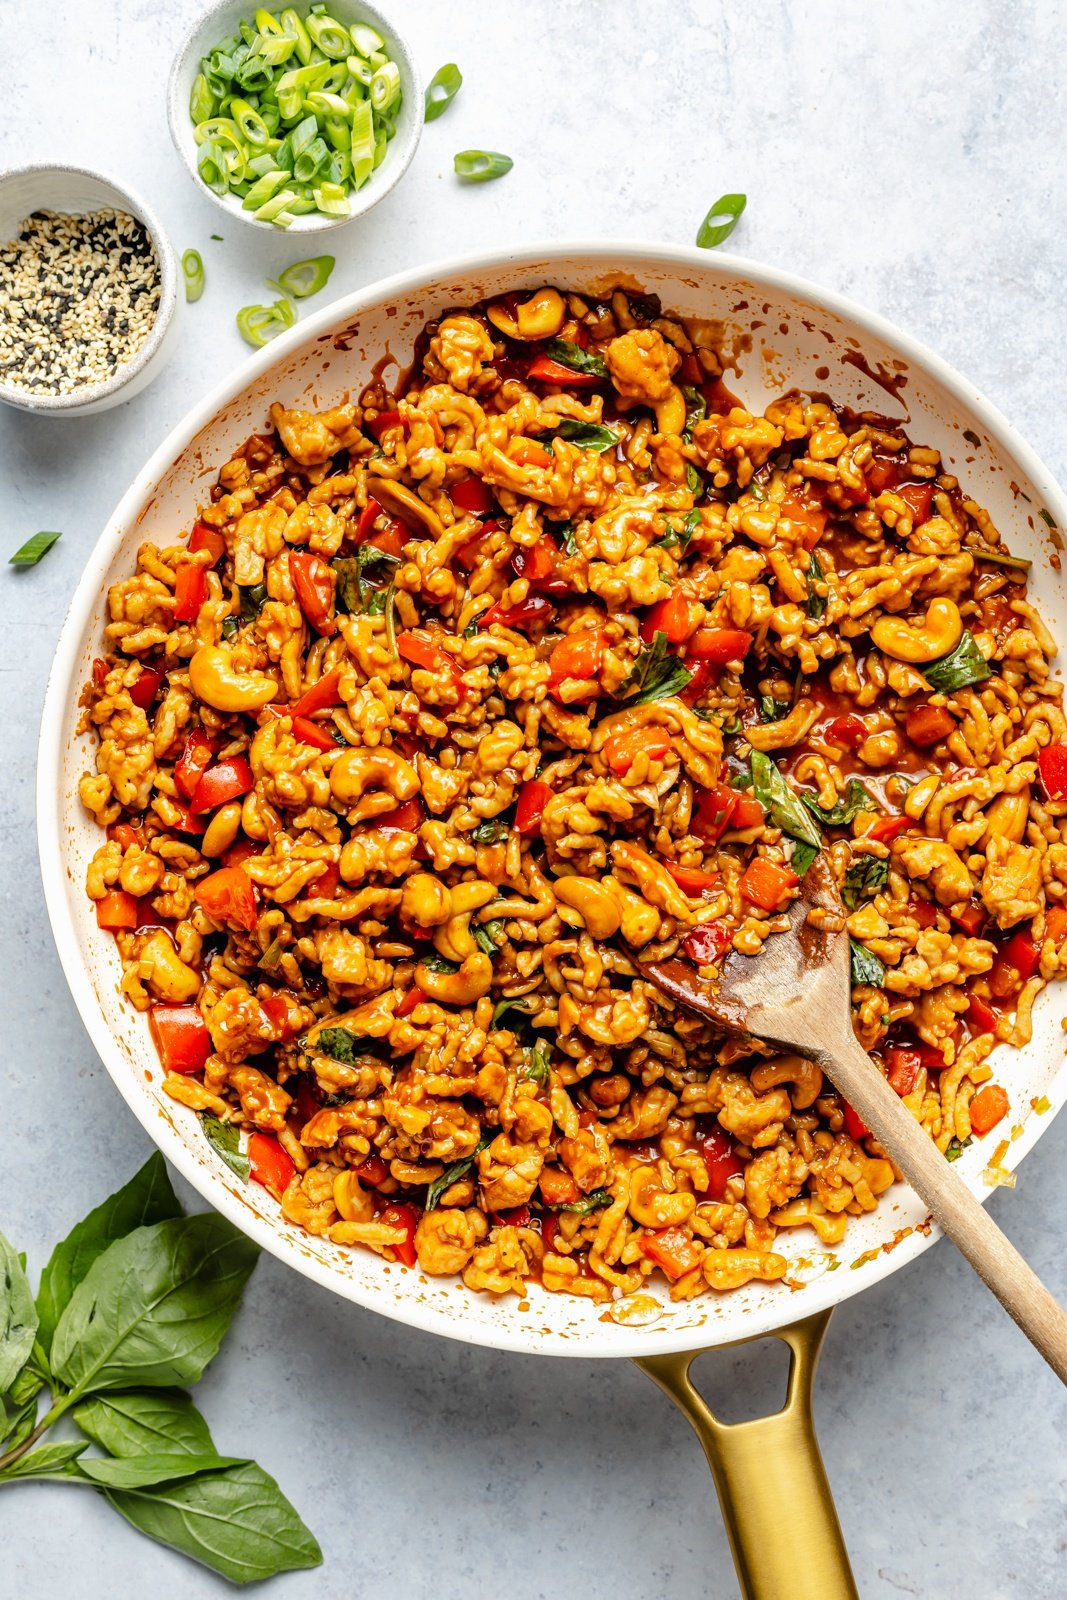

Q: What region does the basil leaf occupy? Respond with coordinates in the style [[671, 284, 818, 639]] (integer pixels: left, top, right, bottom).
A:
[[791, 839, 820, 877], [426, 1133, 494, 1211], [199, 1115, 250, 1182], [1, 1394, 40, 1453], [686, 463, 703, 495], [849, 940, 886, 988], [695, 192, 747, 249], [80, 1453, 246, 1490], [842, 856, 889, 912], [332, 556, 361, 614], [102, 1459, 322, 1581], [73, 1388, 215, 1459], [681, 385, 706, 439], [238, 582, 268, 623], [473, 919, 504, 956], [551, 1187, 612, 1215], [657, 509, 700, 553], [542, 339, 608, 379], [0, 1234, 36, 1396], [36, 1154, 182, 1356], [470, 818, 511, 844], [9, 530, 61, 568], [418, 952, 460, 974], [806, 552, 827, 620], [544, 419, 619, 454], [523, 1037, 552, 1085], [51, 1215, 258, 1397], [8, 1361, 44, 1408], [490, 995, 539, 1032], [728, 756, 754, 790], [921, 630, 992, 693], [945, 1135, 973, 1162], [751, 752, 822, 851], [561, 521, 580, 556], [221, 615, 240, 640], [802, 779, 877, 828], [0, 1440, 87, 1480], [313, 1026, 360, 1064], [760, 696, 791, 722], [617, 630, 693, 706], [335, 548, 400, 614]]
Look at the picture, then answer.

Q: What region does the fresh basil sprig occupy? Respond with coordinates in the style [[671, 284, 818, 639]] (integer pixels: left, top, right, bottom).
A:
[[751, 752, 823, 855], [657, 509, 700, 554], [426, 1133, 494, 1211], [0, 1155, 320, 1581], [313, 1025, 362, 1064], [842, 856, 889, 912], [849, 939, 886, 988], [802, 778, 877, 828], [199, 1114, 251, 1181], [541, 419, 619, 454], [542, 339, 608, 379], [617, 630, 693, 706], [921, 630, 991, 693], [489, 995, 539, 1033]]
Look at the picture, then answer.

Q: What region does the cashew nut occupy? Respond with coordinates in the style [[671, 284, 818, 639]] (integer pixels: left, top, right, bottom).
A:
[[903, 773, 940, 820], [333, 1170, 374, 1223], [189, 645, 278, 714], [431, 881, 498, 962], [653, 384, 687, 436], [364, 475, 444, 540], [200, 800, 243, 858], [610, 878, 662, 947], [400, 872, 451, 927], [414, 950, 494, 1005], [330, 747, 419, 809], [627, 1165, 696, 1228], [241, 790, 272, 841], [703, 1248, 788, 1292], [750, 1053, 824, 1110], [981, 788, 1030, 846], [139, 929, 201, 1003], [554, 876, 622, 939], [871, 599, 964, 664], [487, 286, 566, 341]]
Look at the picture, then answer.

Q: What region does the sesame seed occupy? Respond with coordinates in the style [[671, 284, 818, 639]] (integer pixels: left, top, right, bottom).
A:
[[0, 208, 162, 395]]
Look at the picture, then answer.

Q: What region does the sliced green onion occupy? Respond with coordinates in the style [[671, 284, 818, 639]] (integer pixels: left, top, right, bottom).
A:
[[193, 115, 240, 146], [234, 53, 274, 93], [696, 192, 747, 249], [198, 140, 231, 196], [350, 98, 374, 187], [9, 530, 61, 568], [370, 61, 400, 112], [294, 134, 332, 181], [307, 11, 351, 58], [190, 72, 217, 123], [181, 248, 205, 302], [253, 187, 299, 222], [276, 255, 335, 299], [313, 181, 351, 216], [454, 149, 513, 183], [243, 169, 291, 209], [236, 297, 297, 348], [346, 53, 373, 88], [280, 7, 313, 64], [349, 21, 384, 57], [230, 96, 271, 147], [424, 63, 462, 122]]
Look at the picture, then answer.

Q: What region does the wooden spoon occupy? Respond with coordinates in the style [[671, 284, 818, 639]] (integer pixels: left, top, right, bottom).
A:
[[642, 854, 1067, 1384]]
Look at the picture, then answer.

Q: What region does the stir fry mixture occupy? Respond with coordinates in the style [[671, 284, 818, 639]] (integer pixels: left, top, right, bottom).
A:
[[79, 284, 1067, 1306]]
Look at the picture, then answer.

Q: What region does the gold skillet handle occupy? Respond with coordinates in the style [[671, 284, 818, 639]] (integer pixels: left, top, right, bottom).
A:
[[635, 1310, 858, 1600]]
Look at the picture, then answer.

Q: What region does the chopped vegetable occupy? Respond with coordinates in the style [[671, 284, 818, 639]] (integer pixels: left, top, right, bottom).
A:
[[149, 1004, 212, 1076], [617, 631, 693, 705], [970, 1083, 1010, 1136], [248, 1131, 296, 1198], [806, 552, 827, 619], [314, 1026, 360, 1063], [190, 755, 255, 814], [842, 855, 889, 911], [236, 297, 296, 347], [802, 778, 877, 828], [603, 725, 672, 774], [195, 865, 258, 932], [173, 563, 208, 623], [921, 629, 991, 692], [275, 255, 335, 298], [842, 1101, 870, 1142], [378, 1202, 420, 1266], [454, 149, 513, 182], [850, 940, 886, 988], [639, 1225, 703, 1280], [687, 627, 752, 664], [540, 339, 609, 379], [290, 549, 337, 633], [540, 418, 619, 453], [695, 192, 747, 249], [740, 856, 797, 910], [200, 1114, 250, 1180], [95, 889, 140, 931], [523, 1037, 552, 1085], [905, 704, 956, 747], [751, 752, 823, 855], [515, 778, 552, 834], [9, 530, 61, 568], [552, 1188, 612, 1217], [426, 1133, 493, 1210], [1037, 743, 1067, 800], [424, 62, 462, 122], [696, 1126, 744, 1199], [683, 921, 733, 964], [181, 248, 205, 302]]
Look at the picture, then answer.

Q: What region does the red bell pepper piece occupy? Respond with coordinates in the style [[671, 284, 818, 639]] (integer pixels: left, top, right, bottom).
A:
[[92, 657, 109, 686], [641, 593, 697, 645], [191, 755, 254, 814], [515, 779, 552, 835], [175, 730, 217, 801], [398, 628, 463, 681], [547, 629, 605, 690], [842, 1100, 870, 1141], [313, 861, 341, 898], [687, 628, 753, 665], [356, 497, 385, 541], [740, 857, 798, 911], [898, 482, 933, 525], [692, 783, 739, 842], [512, 537, 569, 596], [732, 791, 766, 829], [696, 1125, 744, 1200], [511, 439, 552, 469], [222, 838, 259, 868], [539, 1169, 581, 1207], [376, 797, 425, 833], [541, 1214, 561, 1253], [291, 669, 344, 718], [290, 550, 336, 636], [149, 1004, 212, 1076], [683, 921, 733, 964], [885, 1045, 942, 1096], [450, 476, 496, 516], [679, 659, 717, 706], [290, 714, 338, 752], [825, 714, 867, 749], [379, 1202, 421, 1267], [170, 800, 205, 834], [354, 1154, 388, 1187], [366, 409, 404, 442], [492, 1204, 532, 1227], [949, 900, 987, 937], [195, 865, 258, 932], [173, 563, 208, 624], [867, 815, 909, 844], [639, 1226, 703, 1281], [188, 520, 226, 565], [989, 928, 1041, 997], [969, 1083, 1009, 1136], [479, 593, 556, 631], [602, 726, 672, 775], [526, 355, 601, 387], [396, 984, 426, 1018], [905, 704, 956, 748], [130, 666, 164, 710], [966, 993, 999, 1034], [248, 1132, 296, 1198], [1037, 743, 1067, 801], [779, 491, 827, 549], [95, 889, 140, 931], [664, 862, 720, 895]]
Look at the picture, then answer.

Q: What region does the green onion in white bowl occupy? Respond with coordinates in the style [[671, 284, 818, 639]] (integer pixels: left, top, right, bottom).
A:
[[167, 0, 421, 234]]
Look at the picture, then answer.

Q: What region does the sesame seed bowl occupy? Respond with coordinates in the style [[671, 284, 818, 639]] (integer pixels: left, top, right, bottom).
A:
[[0, 163, 181, 416]]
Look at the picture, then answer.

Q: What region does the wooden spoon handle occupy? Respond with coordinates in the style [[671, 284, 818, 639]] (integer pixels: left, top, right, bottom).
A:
[[823, 1029, 1067, 1385]]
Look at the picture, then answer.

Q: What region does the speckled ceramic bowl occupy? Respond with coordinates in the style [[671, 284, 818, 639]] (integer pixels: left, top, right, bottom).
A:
[[38, 242, 1067, 1359], [0, 163, 180, 416], [167, 0, 422, 234]]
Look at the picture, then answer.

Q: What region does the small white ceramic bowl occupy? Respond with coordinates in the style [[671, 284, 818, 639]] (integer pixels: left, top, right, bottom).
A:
[[0, 163, 180, 417], [167, 0, 422, 234]]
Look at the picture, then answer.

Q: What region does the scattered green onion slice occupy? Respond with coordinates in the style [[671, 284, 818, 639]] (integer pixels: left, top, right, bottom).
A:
[[236, 297, 297, 348], [181, 248, 205, 303], [424, 63, 462, 122], [454, 149, 513, 183], [276, 255, 335, 298], [10, 530, 61, 568], [696, 192, 747, 249]]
